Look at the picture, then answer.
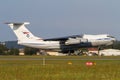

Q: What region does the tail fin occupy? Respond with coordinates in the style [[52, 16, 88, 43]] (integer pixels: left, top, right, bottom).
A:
[[5, 22, 42, 41]]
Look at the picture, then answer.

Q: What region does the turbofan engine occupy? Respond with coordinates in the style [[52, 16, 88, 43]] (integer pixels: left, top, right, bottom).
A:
[[65, 38, 88, 45]]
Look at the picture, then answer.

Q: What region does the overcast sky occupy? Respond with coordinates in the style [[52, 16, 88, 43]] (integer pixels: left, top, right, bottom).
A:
[[0, 0, 120, 41]]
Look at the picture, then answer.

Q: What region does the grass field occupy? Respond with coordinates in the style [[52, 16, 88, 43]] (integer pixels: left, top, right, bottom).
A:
[[0, 56, 120, 80]]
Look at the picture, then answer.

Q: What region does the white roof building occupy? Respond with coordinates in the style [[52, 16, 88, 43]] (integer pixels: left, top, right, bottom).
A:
[[99, 49, 120, 56]]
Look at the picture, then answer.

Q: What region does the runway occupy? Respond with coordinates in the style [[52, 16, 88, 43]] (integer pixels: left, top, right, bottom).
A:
[[0, 56, 120, 60]]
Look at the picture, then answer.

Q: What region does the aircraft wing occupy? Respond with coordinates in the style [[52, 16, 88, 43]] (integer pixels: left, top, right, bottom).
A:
[[44, 35, 83, 41]]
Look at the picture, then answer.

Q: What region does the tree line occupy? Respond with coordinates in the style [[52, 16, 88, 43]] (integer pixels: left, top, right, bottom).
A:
[[0, 44, 39, 55]]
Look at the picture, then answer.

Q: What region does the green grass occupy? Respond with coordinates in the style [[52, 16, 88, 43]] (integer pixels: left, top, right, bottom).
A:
[[0, 56, 120, 80]]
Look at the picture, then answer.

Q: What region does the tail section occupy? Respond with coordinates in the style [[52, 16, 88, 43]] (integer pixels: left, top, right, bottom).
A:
[[5, 22, 42, 41]]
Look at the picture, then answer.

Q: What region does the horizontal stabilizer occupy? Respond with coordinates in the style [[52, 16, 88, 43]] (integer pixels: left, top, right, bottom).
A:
[[5, 22, 30, 26]]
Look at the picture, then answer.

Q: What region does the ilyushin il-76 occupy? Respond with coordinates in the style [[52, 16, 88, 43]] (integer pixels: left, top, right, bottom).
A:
[[5, 22, 116, 54]]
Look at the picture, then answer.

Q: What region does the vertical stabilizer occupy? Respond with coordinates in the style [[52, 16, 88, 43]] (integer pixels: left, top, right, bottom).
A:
[[5, 22, 41, 41]]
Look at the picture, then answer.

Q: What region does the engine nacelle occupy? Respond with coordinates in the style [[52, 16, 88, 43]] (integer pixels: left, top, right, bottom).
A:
[[65, 38, 88, 45], [77, 38, 88, 43], [65, 38, 80, 45]]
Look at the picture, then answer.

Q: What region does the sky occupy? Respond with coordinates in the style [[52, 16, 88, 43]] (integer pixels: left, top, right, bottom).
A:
[[0, 0, 120, 41]]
